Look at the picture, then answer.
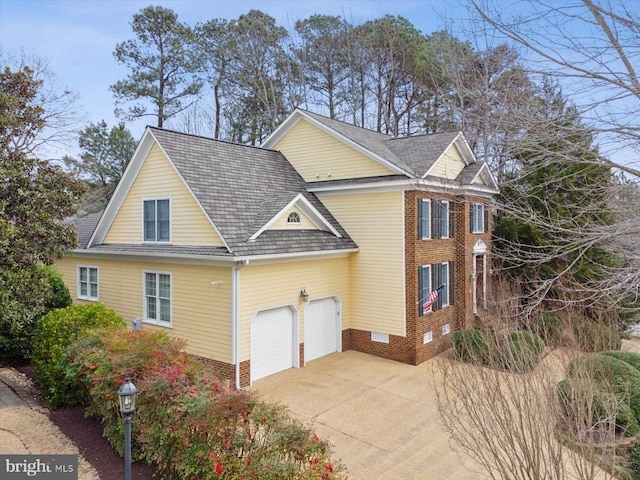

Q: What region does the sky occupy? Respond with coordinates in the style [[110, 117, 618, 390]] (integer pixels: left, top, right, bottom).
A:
[[0, 0, 469, 158]]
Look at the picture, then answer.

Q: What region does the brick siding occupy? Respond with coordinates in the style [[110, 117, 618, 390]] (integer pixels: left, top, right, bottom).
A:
[[340, 190, 492, 367]]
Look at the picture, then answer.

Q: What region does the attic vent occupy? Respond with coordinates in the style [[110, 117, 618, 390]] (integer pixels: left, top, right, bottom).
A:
[[287, 212, 301, 224], [371, 332, 389, 344]]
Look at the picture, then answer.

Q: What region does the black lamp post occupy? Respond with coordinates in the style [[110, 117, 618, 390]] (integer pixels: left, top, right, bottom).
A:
[[117, 377, 138, 480]]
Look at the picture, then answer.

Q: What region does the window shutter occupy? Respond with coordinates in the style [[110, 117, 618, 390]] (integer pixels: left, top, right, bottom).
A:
[[431, 263, 439, 311], [449, 201, 455, 237], [418, 266, 424, 316], [484, 204, 489, 233], [418, 199, 424, 239], [470, 203, 474, 233], [449, 260, 455, 306]]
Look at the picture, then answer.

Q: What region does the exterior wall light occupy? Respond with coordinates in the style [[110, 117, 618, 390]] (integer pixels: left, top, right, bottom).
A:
[[300, 288, 309, 302]]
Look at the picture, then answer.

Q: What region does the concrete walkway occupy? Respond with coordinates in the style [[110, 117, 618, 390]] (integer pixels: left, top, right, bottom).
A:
[[250, 350, 483, 480]]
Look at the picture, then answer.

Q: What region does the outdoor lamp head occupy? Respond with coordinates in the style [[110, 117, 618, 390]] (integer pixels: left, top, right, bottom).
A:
[[118, 377, 138, 415]]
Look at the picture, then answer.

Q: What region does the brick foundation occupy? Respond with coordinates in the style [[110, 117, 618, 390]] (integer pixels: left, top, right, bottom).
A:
[[189, 355, 251, 388]]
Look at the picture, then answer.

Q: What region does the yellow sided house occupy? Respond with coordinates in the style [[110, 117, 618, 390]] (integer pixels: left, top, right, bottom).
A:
[[57, 109, 498, 387]]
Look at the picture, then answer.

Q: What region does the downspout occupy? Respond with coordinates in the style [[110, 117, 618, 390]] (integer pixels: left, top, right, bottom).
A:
[[232, 260, 249, 389]]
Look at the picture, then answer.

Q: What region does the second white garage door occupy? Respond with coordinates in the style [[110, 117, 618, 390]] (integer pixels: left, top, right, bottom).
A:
[[251, 306, 295, 382], [304, 297, 339, 363]]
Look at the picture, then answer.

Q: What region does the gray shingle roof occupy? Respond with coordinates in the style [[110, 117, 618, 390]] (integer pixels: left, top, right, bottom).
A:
[[299, 110, 462, 177], [386, 132, 460, 175], [147, 128, 356, 257], [75, 212, 103, 249], [456, 162, 484, 184]]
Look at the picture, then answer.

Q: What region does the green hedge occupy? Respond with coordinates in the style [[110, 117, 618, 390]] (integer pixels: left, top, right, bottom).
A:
[[563, 354, 640, 436], [452, 329, 494, 365], [65, 328, 345, 480], [602, 350, 640, 372], [32, 303, 125, 408]]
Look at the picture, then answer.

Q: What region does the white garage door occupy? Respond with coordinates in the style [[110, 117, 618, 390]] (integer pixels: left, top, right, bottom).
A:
[[251, 306, 294, 381], [304, 297, 338, 363]]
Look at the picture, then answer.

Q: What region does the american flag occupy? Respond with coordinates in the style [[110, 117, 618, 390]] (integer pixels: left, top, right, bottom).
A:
[[423, 285, 444, 313]]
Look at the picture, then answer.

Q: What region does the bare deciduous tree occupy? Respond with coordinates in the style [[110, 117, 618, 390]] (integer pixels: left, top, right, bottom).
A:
[[1, 50, 84, 162], [436, 281, 619, 480]]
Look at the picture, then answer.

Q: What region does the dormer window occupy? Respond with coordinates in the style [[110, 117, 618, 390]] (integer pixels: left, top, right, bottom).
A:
[[144, 198, 170, 242], [287, 212, 301, 224]]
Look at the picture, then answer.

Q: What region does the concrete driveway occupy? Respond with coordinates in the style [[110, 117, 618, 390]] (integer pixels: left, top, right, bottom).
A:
[[250, 351, 484, 480]]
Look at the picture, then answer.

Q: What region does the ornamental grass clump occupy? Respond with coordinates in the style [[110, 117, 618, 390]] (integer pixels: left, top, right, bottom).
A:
[[66, 328, 345, 480]]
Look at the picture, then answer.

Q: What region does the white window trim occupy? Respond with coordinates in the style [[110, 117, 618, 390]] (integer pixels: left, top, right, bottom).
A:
[[471, 203, 485, 234], [439, 262, 450, 307], [142, 270, 173, 327], [142, 197, 172, 243], [77, 265, 99, 301], [420, 198, 431, 240]]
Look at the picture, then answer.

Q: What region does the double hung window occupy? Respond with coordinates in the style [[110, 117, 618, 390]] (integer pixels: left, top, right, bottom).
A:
[[144, 271, 172, 325], [78, 266, 98, 300], [418, 198, 455, 239], [470, 203, 488, 233], [143, 199, 170, 242], [418, 261, 455, 315]]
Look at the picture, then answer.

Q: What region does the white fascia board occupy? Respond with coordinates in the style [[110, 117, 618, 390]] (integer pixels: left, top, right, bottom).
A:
[[474, 163, 499, 190], [309, 177, 481, 197], [308, 179, 412, 196], [262, 109, 303, 148], [454, 133, 476, 165], [66, 248, 360, 267], [249, 193, 342, 241], [234, 248, 358, 266], [88, 128, 155, 247], [68, 246, 359, 267], [462, 183, 499, 197], [66, 249, 235, 267]]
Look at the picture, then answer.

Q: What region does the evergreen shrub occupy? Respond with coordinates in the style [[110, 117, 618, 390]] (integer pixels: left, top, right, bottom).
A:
[[452, 329, 494, 364], [32, 302, 125, 408]]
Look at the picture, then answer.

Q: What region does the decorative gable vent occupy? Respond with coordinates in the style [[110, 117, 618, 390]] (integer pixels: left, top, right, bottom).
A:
[[287, 212, 301, 224]]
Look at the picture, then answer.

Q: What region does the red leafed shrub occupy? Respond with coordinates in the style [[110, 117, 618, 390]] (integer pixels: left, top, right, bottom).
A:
[[66, 328, 345, 479]]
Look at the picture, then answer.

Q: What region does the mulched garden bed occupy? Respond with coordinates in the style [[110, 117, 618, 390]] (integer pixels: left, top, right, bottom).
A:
[[15, 364, 157, 480]]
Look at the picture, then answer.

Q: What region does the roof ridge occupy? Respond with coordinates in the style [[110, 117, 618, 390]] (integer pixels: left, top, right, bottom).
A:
[[148, 126, 281, 153], [385, 130, 460, 141], [298, 109, 393, 139]]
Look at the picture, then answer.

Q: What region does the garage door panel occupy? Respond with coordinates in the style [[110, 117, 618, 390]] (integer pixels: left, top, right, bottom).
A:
[[305, 298, 338, 363], [251, 307, 294, 381]]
